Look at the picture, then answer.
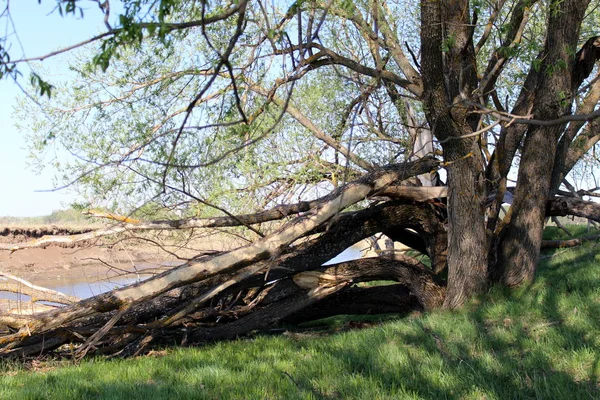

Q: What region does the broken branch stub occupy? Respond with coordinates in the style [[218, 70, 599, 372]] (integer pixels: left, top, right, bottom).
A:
[[3, 157, 440, 338]]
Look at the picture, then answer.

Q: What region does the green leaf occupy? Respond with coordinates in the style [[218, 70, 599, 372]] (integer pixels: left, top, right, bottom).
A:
[[29, 72, 54, 98]]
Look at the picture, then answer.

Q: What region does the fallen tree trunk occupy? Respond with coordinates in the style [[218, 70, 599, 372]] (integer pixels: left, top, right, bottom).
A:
[[0, 255, 444, 358], [283, 284, 422, 325], [1, 155, 598, 358], [1, 158, 444, 356]]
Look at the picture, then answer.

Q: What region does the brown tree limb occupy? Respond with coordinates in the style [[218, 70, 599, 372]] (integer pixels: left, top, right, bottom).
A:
[[541, 235, 600, 249], [0, 272, 80, 305], [283, 284, 421, 325], [293, 256, 445, 310], [465, 100, 600, 127], [0, 157, 440, 339], [546, 197, 600, 222], [6, 189, 591, 257], [2, 184, 446, 252], [301, 43, 413, 89]]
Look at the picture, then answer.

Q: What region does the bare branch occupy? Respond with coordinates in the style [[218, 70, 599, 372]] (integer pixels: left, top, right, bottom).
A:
[[3, 2, 246, 66], [474, 0, 508, 54], [0, 272, 80, 305], [466, 100, 600, 127]]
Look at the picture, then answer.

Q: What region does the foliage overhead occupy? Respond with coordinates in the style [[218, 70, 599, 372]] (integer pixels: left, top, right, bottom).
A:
[[4, 1, 595, 215], [1, 0, 600, 358]]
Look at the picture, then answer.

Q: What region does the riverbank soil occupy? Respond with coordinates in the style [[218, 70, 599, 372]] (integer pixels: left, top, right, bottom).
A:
[[0, 228, 244, 310]]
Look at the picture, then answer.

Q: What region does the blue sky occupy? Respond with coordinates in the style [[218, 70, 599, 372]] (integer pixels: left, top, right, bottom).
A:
[[0, 0, 110, 216]]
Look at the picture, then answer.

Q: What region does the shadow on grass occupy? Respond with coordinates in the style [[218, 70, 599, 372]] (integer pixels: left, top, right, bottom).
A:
[[1, 241, 599, 399]]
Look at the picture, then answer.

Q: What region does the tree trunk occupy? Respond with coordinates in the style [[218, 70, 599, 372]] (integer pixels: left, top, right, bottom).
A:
[[2, 181, 599, 358], [443, 142, 488, 308], [497, 0, 590, 285], [419, 0, 488, 308]]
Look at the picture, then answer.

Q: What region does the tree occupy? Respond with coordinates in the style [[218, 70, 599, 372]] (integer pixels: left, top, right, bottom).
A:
[[1, 0, 600, 358]]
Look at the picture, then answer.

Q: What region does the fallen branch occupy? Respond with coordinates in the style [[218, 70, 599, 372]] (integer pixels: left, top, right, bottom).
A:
[[293, 256, 445, 310], [2, 185, 445, 252], [0, 272, 80, 305], [541, 234, 600, 249], [0, 157, 440, 339]]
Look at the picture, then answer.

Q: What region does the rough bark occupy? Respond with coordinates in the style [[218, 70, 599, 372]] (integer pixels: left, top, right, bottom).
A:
[[443, 145, 488, 308], [0, 160, 448, 356], [497, 0, 591, 286], [284, 285, 421, 324], [2, 188, 598, 358], [420, 0, 488, 308], [546, 197, 600, 222]]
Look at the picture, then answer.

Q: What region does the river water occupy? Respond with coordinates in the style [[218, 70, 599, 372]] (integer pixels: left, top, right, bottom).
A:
[[1, 245, 364, 308]]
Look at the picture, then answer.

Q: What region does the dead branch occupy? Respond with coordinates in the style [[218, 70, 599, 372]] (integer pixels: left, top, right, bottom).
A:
[[2, 185, 445, 252], [0, 272, 80, 305], [541, 234, 600, 249], [0, 157, 439, 339]]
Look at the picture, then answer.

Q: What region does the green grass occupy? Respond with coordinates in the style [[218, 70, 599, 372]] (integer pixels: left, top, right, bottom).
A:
[[1, 227, 599, 399]]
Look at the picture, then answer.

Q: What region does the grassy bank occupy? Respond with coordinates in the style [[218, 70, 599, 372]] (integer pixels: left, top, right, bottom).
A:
[[0, 227, 598, 399]]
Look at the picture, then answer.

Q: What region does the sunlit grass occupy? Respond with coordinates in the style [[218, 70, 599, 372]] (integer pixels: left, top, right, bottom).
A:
[[0, 226, 599, 399]]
